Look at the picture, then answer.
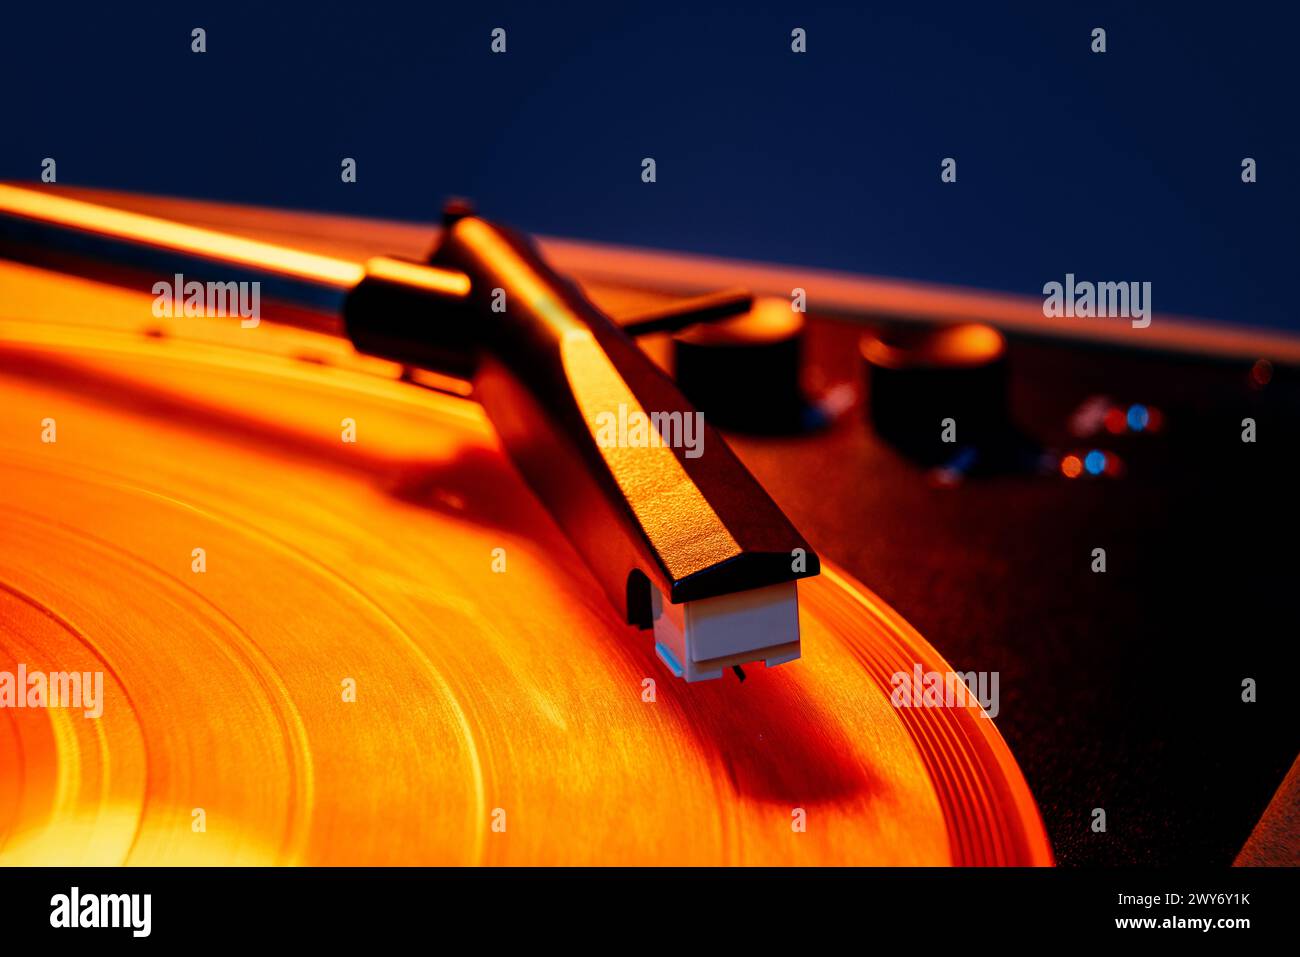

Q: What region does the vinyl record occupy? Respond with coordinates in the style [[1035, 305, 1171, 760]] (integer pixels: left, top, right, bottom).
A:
[[0, 258, 1051, 866]]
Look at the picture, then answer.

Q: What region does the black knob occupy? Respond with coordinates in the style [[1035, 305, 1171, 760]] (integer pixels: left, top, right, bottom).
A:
[[673, 298, 815, 434], [860, 322, 1009, 464]]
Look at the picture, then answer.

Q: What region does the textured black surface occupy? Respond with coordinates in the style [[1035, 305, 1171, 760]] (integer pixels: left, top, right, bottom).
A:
[[727, 317, 1300, 866]]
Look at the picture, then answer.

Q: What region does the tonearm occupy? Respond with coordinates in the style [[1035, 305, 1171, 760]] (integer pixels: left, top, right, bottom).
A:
[[0, 184, 820, 681]]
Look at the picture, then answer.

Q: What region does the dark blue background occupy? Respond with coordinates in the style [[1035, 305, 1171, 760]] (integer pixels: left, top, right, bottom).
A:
[[3, 1, 1296, 330]]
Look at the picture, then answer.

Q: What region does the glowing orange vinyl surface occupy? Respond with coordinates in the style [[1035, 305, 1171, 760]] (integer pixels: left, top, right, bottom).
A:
[[0, 253, 1051, 866]]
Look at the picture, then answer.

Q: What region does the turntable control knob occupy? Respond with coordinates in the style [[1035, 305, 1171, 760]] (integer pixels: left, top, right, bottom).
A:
[[673, 297, 810, 433], [859, 323, 1008, 462]]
